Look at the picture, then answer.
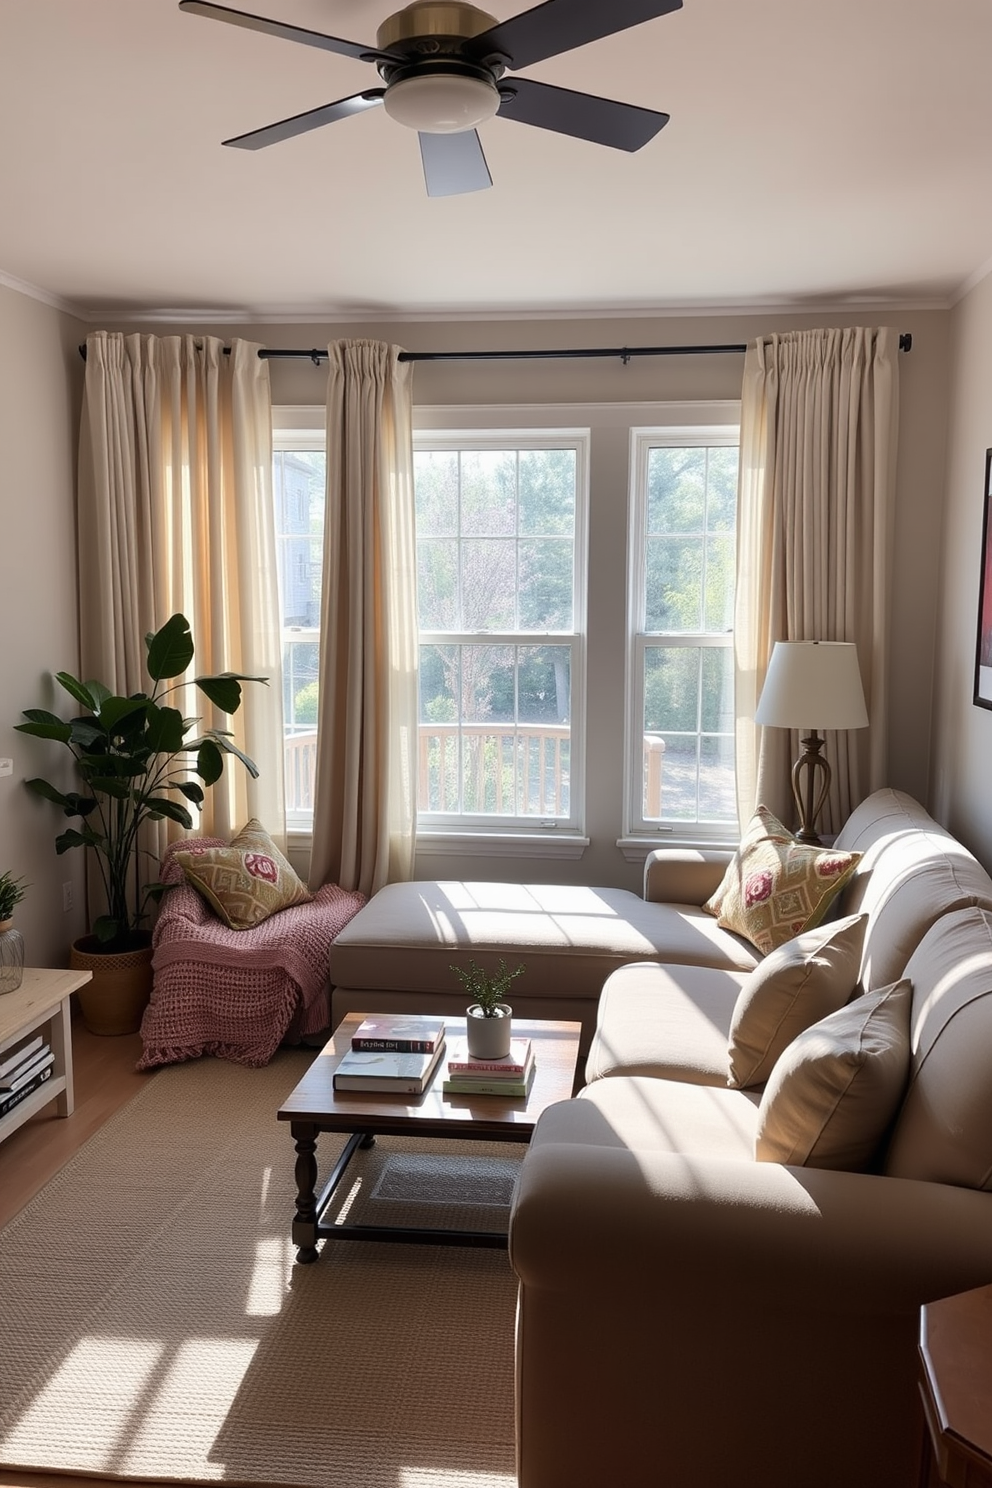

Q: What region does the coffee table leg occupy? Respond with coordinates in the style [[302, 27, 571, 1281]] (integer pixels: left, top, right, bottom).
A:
[[291, 1122, 320, 1264]]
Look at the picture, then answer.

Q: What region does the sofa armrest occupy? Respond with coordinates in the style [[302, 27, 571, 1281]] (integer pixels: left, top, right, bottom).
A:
[[642, 847, 733, 905], [510, 1143, 992, 1311]]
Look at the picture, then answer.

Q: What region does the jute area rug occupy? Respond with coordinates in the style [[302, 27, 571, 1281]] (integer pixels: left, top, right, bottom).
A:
[[0, 1051, 523, 1488]]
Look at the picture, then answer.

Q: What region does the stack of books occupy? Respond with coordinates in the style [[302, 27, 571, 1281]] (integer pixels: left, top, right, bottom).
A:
[[441, 1037, 536, 1098], [333, 1015, 447, 1093], [0, 1034, 55, 1120]]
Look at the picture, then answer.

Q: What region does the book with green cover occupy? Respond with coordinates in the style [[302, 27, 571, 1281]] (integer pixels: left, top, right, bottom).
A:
[[442, 1062, 536, 1099]]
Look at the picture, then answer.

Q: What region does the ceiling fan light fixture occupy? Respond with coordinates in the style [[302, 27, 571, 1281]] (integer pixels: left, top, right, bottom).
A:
[[383, 72, 500, 133]]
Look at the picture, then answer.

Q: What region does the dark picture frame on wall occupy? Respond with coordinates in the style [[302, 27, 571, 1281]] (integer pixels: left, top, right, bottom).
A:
[[975, 448, 992, 709]]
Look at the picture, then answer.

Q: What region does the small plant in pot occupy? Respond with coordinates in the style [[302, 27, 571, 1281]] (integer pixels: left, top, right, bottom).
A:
[[0, 871, 28, 995], [15, 613, 266, 1034], [451, 957, 524, 1060]]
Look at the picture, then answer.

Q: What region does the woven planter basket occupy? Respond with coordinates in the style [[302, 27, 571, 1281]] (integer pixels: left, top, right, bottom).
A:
[[69, 937, 154, 1036]]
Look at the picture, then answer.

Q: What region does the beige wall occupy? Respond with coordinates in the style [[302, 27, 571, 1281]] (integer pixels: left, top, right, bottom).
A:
[[930, 270, 992, 867], [0, 284, 88, 962]]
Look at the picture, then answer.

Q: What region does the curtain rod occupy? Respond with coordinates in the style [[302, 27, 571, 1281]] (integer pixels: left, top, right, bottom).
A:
[[78, 333, 913, 365]]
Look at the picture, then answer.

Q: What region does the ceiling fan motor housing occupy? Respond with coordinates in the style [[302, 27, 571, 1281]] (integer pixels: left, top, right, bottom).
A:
[[376, 2, 506, 133]]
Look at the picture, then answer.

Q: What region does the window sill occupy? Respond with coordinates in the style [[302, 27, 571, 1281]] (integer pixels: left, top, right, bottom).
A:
[[416, 832, 589, 860]]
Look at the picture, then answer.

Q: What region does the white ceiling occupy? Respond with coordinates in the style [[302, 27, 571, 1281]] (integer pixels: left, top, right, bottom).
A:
[[2, 0, 992, 322]]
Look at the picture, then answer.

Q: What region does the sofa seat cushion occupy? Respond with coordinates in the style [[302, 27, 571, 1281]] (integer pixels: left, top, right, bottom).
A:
[[534, 1075, 761, 1161], [328, 880, 761, 1001], [585, 962, 748, 1086]]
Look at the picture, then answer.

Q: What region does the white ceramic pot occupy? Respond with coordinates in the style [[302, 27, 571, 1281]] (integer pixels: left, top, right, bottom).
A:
[[465, 1003, 513, 1060]]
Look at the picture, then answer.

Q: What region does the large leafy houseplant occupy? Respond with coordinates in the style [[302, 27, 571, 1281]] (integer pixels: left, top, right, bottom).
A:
[[15, 613, 266, 954]]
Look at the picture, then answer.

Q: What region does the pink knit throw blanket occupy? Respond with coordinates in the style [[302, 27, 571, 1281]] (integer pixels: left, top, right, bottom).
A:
[[139, 839, 366, 1070]]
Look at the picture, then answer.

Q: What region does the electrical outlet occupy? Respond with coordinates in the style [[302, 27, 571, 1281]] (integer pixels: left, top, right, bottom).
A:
[[62, 882, 73, 913], [0, 758, 12, 777]]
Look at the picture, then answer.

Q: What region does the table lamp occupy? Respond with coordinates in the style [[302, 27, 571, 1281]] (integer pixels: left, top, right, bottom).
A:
[[754, 640, 869, 844]]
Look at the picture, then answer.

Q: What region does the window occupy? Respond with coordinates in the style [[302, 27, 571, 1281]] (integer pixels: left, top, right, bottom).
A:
[[272, 419, 588, 840], [627, 429, 740, 839], [416, 433, 587, 835], [272, 437, 325, 830]]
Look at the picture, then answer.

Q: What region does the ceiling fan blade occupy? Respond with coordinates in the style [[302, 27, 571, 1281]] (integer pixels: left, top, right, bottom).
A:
[[177, 1, 400, 67], [468, 0, 682, 71], [419, 130, 493, 197], [497, 76, 668, 151], [224, 90, 384, 150]]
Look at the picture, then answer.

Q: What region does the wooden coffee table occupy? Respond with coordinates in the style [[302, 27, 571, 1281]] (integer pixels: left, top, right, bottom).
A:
[[278, 1013, 582, 1261]]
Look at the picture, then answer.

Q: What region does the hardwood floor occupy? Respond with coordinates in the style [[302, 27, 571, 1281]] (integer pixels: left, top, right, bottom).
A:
[[0, 1015, 170, 1488]]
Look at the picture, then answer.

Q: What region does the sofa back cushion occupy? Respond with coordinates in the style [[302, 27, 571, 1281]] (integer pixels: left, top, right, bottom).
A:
[[884, 907, 992, 1190], [833, 789, 992, 988]]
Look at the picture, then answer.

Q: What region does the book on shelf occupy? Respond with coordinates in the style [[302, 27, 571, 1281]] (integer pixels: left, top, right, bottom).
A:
[[0, 1045, 53, 1093], [446, 1036, 532, 1076], [0, 1063, 53, 1120], [0, 1033, 44, 1085], [350, 1015, 446, 1054], [441, 1061, 537, 1100], [333, 1038, 446, 1094]]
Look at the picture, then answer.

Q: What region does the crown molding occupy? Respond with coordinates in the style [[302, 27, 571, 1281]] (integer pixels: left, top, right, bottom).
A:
[[0, 267, 85, 319]]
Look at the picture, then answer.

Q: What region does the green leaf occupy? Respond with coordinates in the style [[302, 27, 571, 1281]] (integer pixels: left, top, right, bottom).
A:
[[15, 713, 73, 742], [195, 738, 223, 786], [24, 777, 73, 807], [175, 780, 205, 805], [69, 718, 110, 750], [146, 613, 194, 682], [97, 695, 149, 734], [144, 797, 193, 828], [195, 672, 267, 714], [206, 733, 260, 779], [92, 915, 122, 944], [144, 703, 187, 755], [55, 826, 103, 852], [53, 672, 100, 712], [85, 776, 132, 800]]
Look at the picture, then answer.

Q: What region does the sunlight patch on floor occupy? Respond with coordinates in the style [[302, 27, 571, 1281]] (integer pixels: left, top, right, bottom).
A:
[[245, 1234, 294, 1315], [400, 1472, 516, 1487], [121, 1337, 260, 1472], [1, 1337, 164, 1470]]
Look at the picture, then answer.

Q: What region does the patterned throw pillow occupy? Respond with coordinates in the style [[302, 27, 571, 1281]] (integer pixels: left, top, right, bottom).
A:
[[704, 805, 861, 956], [172, 818, 312, 930]]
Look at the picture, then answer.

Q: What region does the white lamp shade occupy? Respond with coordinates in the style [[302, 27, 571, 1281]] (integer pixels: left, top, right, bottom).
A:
[[755, 641, 869, 732], [382, 73, 500, 133]]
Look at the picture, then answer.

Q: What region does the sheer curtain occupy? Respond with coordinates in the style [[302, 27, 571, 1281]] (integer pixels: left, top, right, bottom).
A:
[[734, 327, 899, 835], [308, 340, 418, 898], [77, 331, 285, 849]]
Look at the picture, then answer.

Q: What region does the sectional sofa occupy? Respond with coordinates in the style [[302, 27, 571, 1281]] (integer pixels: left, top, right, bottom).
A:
[[508, 789, 992, 1488], [330, 788, 992, 1487]]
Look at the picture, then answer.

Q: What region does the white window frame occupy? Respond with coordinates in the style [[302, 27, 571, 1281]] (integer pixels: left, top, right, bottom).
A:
[[624, 418, 741, 849], [272, 406, 590, 855], [414, 425, 589, 842]]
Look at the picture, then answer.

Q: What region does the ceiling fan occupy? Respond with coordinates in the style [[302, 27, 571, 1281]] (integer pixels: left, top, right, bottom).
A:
[[178, 0, 682, 197]]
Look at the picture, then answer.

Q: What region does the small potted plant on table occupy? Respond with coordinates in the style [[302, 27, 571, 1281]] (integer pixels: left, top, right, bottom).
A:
[[0, 871, 27, 994], [451, 957, 524, 1060]]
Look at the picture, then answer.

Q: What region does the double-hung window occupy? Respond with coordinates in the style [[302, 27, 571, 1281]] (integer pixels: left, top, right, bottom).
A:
[[627, 426, 740, 840], [415, 431, 587, 837]]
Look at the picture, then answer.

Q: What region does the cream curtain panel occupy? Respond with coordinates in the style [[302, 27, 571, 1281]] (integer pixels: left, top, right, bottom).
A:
[[734, 327, 899, 835], [308, 340, 418, 898], [77, 331, 285, 849]]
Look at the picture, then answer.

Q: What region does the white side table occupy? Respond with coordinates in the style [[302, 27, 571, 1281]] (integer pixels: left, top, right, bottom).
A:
[[0, 967, 92, 1143]]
